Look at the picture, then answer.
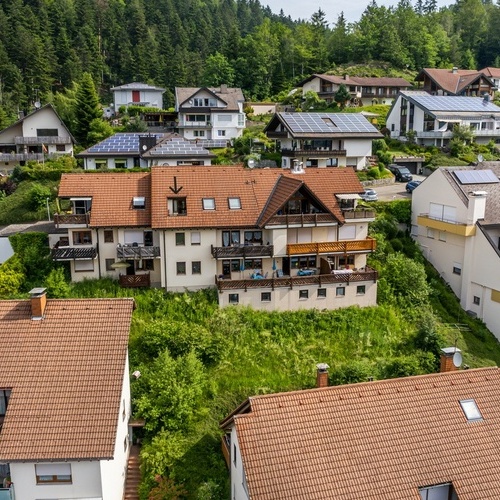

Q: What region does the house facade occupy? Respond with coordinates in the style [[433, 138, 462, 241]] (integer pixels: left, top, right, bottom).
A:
[[386, 91, 500, 147], [220, 365, 500, 499], [298, 74, 411, 106], [175, 85, 246, 144], [416, 67, 496, 97], [411, 164, 500, 339], [0, 104, 74, 173], [264, 112, 383, 170], [78, 132, 214, 169], [111, 82, 165, 111], [0, 290, 135, 500], [54, 165, 378, 311]]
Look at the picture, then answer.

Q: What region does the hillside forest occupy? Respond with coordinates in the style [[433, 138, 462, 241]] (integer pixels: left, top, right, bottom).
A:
[[0, 0, 500, 118]]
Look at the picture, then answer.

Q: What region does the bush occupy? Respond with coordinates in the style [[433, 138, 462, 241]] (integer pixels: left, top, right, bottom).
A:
[[28, 183, 53, 210], [366, 167, 381, 179], [372, 139, 388, 154]]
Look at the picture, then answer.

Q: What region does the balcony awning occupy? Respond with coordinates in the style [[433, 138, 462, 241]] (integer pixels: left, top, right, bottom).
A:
[[336, 194, 361, 200]]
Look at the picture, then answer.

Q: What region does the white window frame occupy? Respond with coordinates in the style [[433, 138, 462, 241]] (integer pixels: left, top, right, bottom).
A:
[[203, 198, 216, 210], [35, 463, 72, 484]]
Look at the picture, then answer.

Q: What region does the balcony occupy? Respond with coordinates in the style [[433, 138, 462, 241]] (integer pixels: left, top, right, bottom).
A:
[[117, 245, 160, 259], [343, 209, 375, 220], [281, 148, 347, 157], [0, 153, 44, 162], [266, 130, 288, 138], [177, 121, 212, 128], [0, 488, 13, 500], [119, 273, 150, 288], [215, 267, 378, 291], [211, 244, 274, 259], [417, 214, 476, 237], [54, 213, 90, 228], [287, 238, 376, 256], [15, 136, 70, 145], [52, 246, 97, 261], [265, 213, 337, 227], [417, 130, 453, 139]]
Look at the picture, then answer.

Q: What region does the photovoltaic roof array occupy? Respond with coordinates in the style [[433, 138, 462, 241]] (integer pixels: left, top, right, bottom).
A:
[[144, 137, 210, 157], [454, 169, 499, 184], [280, 112, 379, 134], [406, 94, 500, 113], [86, 133, 164, 154]]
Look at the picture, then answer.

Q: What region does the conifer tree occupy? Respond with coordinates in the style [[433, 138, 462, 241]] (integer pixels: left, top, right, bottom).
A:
[[74, 72, 102, 146]]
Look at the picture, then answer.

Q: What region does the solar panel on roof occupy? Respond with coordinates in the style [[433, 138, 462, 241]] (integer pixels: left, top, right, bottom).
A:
[[409, 95, 500, 113], [454, 169, 499, 184], [281, 113, 378, 134]]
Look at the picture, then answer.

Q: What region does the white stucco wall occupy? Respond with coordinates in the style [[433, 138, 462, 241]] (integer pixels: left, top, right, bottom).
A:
[[10, 460, 102, 500], [302, 78, 322, 94], [113, 89, 163, 109], [83, 157, 145, 170], [230, 427, 249, 500]]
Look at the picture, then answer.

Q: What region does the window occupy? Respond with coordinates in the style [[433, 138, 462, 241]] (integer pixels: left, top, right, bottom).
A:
[[238, 114, 245, 127], [261, 292, 271, 302], [193, 130, 205, 137], [299, 290, 309, 299], [176, 262, 186, 275], [104, 230, 114, 243], [291, 256, 316, 269], [233, 444, 237, 465], [244, 258, 262, 270], [229, 293, 239, 304], [175, 232, 185, 246], [192, 261, 201, 274], [115, 159, 127, 169], [169, 197, 187, 216], [419, 483, 457, 500], [191, 232, 201, 245], [73, 199, 91, 214], [336, 287, 346, 297], [453, 263, 462, 275], [35, 463, 72, 484], [228, 197, 241, 209], [473, 296, 480, 305], [105, 258, 115, 271], [137, 259, 154, 271], [459, 399, 483, 421], [37, 128, 58, 136], [317, 288, 327, 298], [56, 144, 66, 152], [177, 160, 203, 165], [218, 115, 232, 122], [338, 255, 354, 267], [95, 159, 107, 169], [217, 130, 226, 137], [439, 231, 447, 242], [244, 231, 262, 245], [74, 260, 94, 272], [132, 196, 145, 209], [427, 228, 435, 239], [203, 198, 215, 210], [72, 231, 92, 245], [0, 389, 11, 416], [144, 231, 153, 247], [222, 230, 240, 247]]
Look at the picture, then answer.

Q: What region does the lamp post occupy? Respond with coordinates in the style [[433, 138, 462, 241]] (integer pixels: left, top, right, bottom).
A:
[[46, 197, 51, 222]]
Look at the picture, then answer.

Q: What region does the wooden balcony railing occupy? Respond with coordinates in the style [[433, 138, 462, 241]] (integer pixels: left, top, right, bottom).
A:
[[215, 267, 378, 291], [15, 135, 70, 145], [52, 247, 97, 260], [343, 209, 375, 219], [211, 244, 274, 259], [281, 149, 347, 157], [221, 435, 231, 468], [117, 245, 160, 259], [54, 213, 90, 227], [0, 153, 44, 162], [265, 213, 337, 226], [287, 238, 376, 256], [119, 273, 150, 288]]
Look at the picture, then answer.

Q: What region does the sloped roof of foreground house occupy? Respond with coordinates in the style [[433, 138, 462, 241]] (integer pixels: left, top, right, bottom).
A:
[[220, 367, 500, 499], [0, 296, 134, 461]]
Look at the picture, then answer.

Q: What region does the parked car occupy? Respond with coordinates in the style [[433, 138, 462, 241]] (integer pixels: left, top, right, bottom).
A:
[[360, 188, 378, 201], [388, 164, 413, 182], [406, 180, 422, 193]]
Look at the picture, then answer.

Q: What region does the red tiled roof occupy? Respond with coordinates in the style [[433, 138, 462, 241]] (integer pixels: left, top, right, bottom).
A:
[[419, 68, 488, 94], [222, 368, 500, 499], [301, 74, 411, 88], [481, 67, 500, 78], [0, 298, 134, 461], [150, 165, 364, 228], [59, 172, 152, 227]]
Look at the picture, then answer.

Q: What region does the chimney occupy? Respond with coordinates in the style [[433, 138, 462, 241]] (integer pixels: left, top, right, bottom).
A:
[[467, 190, 487, 224], [452, 67, 458, 74], [440, 347, 462, 373], [29, 287, 47, 320], [316, 363, 329, 388], [138, 134, 157, 154], [343, 74, 349, 81], [220, 84, 228, 94]]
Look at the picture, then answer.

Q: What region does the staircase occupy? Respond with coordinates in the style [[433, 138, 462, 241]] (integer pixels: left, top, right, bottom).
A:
[[123, 444, 141, 500]]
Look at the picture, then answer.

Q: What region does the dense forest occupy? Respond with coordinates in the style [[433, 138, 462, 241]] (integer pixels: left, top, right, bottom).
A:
[[0, 0, 499, 114]]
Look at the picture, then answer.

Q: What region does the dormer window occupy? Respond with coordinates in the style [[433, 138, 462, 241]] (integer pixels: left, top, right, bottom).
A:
[[203, 198, 216, 210], [132, 196, 145, 209], [228, 197, 241, 209], [168, 197, 187, 216], [0, 389, 11, 416]]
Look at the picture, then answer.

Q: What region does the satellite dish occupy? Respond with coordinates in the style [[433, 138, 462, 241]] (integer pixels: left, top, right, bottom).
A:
[[477, 154, 484, 163], [453, 350, 463, 368], [34, 101, 41, 109], [142, 144, 147, 151], [248, 159, 255, 169]]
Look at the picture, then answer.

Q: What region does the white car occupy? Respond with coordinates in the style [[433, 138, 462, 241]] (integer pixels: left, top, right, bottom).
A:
[[360, 189, 378, 202]]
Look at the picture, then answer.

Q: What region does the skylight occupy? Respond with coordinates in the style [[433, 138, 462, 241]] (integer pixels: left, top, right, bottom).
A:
[[322, 117, 337, 127], [132, 196, 145, 209], [202, 198, 216, 210], [228, 197, 241, 209], [459, 399, 483, 421]]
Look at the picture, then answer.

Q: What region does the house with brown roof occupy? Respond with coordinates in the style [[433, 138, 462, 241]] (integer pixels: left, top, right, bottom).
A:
[[111, 81, 166, 111], [220, 362, 500, 499], [175, 85, 246, 145], [416, 67, 497, 97], [0, 289, 135, 500], [264, 112, 383, 170], [298, 73, 412, 106], [411, 162, 500, 340], [54, 165, 378, 311], [0, 103, 75, 174]]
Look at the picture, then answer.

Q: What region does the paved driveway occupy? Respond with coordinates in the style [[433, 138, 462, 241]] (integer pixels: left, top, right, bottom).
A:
[[373, 175, 426, 201]]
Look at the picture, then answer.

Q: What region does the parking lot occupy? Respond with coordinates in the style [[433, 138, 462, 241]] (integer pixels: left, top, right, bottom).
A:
[[371, 174, 426, 201]]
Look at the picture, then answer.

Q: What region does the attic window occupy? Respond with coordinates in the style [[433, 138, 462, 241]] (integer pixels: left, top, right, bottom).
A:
[[228, 197, 241, 209], [203, 198, 216, 210], [132, 196, 145, 209], [460, 399, 483, 421], [322, 117, 337, 127]]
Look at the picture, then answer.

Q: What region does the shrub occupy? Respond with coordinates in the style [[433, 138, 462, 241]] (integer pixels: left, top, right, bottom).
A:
[[366, 167, 381, 179], [28, 183, 53, 210], [372, 138, 388, 154]]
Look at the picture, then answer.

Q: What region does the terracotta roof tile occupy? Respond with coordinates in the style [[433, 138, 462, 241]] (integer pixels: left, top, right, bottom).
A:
[[0, 298, 134, 461], [225, 368, 500, 499]]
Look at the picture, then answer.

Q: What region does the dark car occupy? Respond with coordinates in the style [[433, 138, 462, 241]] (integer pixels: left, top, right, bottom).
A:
[[388, 164, 413, 182], [406, 180, 422, 193]]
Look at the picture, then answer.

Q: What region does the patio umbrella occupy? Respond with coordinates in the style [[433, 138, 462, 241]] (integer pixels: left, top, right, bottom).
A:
[[110, 260, 131, 269], [272, 259, 277, 271]]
